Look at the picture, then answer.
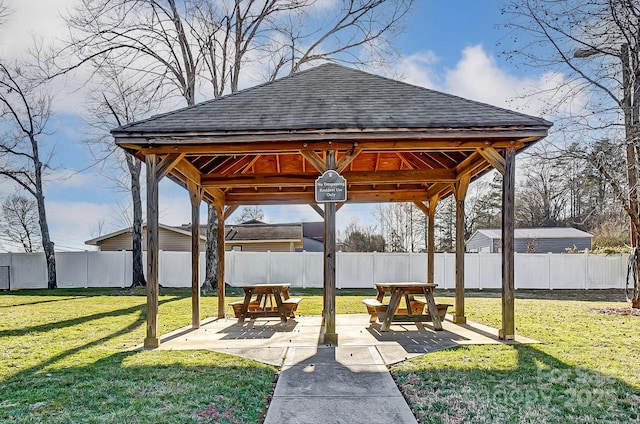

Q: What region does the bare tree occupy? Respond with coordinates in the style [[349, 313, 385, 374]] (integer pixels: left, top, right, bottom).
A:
[[0, 0, 8, 25], [84, 64, 164, 288], [265, 0, 412, 80], [374, 202, 424, 252], [234, 206, 265, 224], [515, 155, 569, 227], [61, 0, 414, 290], [465, 173, 502, 234], [340, 220, 385, 252], [502, 0, 640, 306], [1, 194, 41, 252], [0, 62, 57, 288]]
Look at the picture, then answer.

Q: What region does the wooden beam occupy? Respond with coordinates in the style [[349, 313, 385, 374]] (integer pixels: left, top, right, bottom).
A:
[[455, 174, 471, 200], [477, 147, 506, 175], [427, 195, 439, 284], [455, 151, 485, 179], [310, 203, 325, 218], [144, 154, 160, 348], [299, 150, 326, 173], [203, 187, 226, 204], [224, 205, 239, 220], [201, 168, 456, 187], [323, 151, 338, 344], [156, 153, 186, 179], [426, 182, 454, 200], [125, 129, 546, 154], [170, 155, 201, 184], [412, 201, 430, 215], [500, 147, 516, 340], [203, 172, 317, 187], [225, 188, 432, 205], [453, 176, 469, 325], [215, 201, 226, 319], [396, 152, 415, 169], [187, 180, 202, 329], [210, 155, 253, 174], [415, 197, 439, 284], [336, 148, 363, 173]]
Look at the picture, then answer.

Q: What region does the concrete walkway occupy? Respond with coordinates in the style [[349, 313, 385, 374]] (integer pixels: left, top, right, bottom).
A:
[[150, 315, 538, 423]]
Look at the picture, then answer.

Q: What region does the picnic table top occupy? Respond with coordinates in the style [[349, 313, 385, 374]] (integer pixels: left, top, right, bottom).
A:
[[375, 282, 438, 289], [240, 283, 291, 290]]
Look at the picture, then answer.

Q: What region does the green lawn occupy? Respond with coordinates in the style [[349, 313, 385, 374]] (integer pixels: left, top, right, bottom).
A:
[[392, 294, 640, 423], [0, 288, 273, 423], [1, 287, 639, 423]]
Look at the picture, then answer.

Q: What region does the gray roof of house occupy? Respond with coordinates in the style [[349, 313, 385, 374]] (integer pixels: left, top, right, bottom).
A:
[[112, 63, 552, 135], [225, 223, 302, 241], [476, 228, 593, 240], [85, 223, 205, 245]]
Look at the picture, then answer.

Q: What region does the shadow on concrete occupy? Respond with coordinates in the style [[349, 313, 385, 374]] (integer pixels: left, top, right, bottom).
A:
[[365, 323, 466, 354], [265, 344, 418, 424], [218, 319, 299, 340]]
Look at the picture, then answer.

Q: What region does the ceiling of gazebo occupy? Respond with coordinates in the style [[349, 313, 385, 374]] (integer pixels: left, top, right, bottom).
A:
[[113, 64, 552, 206]]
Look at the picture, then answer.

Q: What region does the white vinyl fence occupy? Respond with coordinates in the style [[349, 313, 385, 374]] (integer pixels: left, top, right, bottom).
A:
[[0, 250, 628, 290]]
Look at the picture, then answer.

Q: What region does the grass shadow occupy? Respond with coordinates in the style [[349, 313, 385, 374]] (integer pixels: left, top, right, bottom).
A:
[[393, 344, 640, 423], [0, 296, 179, 339], [0, 350, 274, 423]]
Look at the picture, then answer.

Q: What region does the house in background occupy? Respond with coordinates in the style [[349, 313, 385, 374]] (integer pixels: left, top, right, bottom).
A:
[[224, 222, 303, 252], [85, 224, 206, 252], [466, 228, 593, 253], [86, 221, 325, 253], [300, 222, 325, 252]]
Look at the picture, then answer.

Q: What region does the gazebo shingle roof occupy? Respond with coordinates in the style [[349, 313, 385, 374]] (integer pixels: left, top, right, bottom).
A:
[[117, 63, 548, 347], [114, 63, 551, 135]]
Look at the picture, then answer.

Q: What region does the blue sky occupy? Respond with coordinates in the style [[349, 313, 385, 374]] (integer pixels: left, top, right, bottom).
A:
[[0, 0, 562, 252]]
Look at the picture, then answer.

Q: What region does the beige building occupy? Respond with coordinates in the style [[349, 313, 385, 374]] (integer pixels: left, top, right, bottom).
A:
[[86, 222, 306, 252], [85, 224, 206, 252]]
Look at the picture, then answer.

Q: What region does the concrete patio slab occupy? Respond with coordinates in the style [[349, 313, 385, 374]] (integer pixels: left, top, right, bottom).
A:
[[144, 314, 540, 424], [150, 314, 540, 366], [264, 395, 418, 424]]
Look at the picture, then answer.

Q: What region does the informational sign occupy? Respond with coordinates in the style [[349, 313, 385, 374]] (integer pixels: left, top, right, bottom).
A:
[[315, 170, 347, 203]]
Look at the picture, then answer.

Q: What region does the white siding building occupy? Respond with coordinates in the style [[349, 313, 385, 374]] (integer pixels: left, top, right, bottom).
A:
[[466, 228, 593, 253]]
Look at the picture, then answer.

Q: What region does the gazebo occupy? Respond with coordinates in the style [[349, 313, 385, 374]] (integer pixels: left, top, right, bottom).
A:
[[112, 64, 552, 347]]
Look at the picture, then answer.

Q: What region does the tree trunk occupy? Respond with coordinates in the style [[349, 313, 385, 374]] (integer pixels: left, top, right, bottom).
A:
[[127, 154, 146, 288], [33, 151, 56, 289], [203, 203, 218, 291], [633, 231, 640, 308]]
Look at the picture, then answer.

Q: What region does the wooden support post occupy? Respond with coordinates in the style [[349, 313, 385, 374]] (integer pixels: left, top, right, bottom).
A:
[[413, 198, 439, 284], [427, 196, 438, 284], [453, 176, 469, 324], [187, 181, 202, 329], [144, 154, 160, 348], [500, 148, 516, 340], [215, 201, 226, 319], [323, 151, 338, 344]]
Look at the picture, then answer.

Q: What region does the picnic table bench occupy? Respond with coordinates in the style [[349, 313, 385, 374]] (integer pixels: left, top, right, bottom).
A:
[[363, 282, 449, 331], [230, 284, 302, 323]]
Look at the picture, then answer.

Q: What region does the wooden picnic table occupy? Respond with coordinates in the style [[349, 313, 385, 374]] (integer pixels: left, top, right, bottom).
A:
[[232, 283, 301, 323], [373, 282, 444, 332]]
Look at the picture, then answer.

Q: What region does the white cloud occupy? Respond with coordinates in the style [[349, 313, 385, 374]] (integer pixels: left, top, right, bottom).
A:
[[0, 0, 77, 59], [394, 44, 587, 120], [390, 51, 440, 89]]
